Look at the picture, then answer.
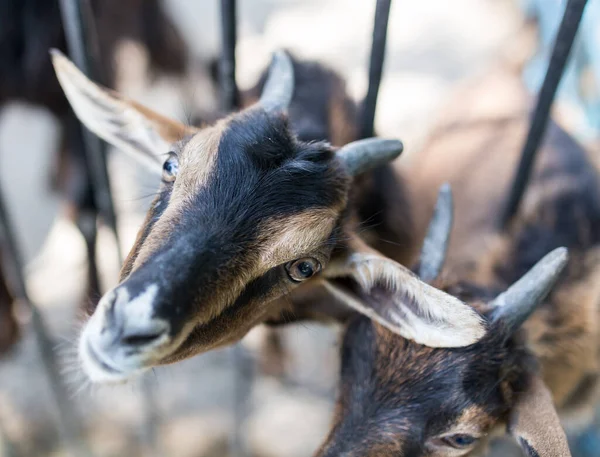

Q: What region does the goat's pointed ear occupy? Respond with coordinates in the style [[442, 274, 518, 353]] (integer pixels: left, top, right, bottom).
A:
[[508, 375, 571, 457], [50, 49, 197, 176], [322, 237, 486, 347]]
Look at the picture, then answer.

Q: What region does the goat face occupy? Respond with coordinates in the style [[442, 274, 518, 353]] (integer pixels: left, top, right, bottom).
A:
[[52, 50, 419, 382], [89, 110, 350, 380], [317, 316, 513, 457], [317, 248, 571, 457]]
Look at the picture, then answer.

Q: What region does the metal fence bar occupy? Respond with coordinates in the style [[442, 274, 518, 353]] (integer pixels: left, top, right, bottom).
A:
[[501, 0, 589, 227], [58, 0, 123, 262], [220, 0, 239, 111], [218, 1, 252, 456], [360, 0, 393, 139], [0, 190, 91, 457]]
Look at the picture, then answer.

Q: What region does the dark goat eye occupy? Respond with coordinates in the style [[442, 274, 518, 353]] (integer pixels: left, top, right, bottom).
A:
[[162, 153, 179, 182], [286, 258, 321, 282], [442, 434, 476, 449]]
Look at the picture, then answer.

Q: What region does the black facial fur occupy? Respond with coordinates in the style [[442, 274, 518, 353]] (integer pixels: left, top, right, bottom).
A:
[[324, 313, 533, 456], [121, 109, 349, 335]]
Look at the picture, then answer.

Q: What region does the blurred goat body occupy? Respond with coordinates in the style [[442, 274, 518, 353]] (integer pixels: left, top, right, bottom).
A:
[[409, 63, 600, 415], [317, 62, 600, 457], [0, 0, 188, 354]]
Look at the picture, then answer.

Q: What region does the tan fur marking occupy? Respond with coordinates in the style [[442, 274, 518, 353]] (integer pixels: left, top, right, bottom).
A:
[[130, 199, 185, 271], [130, 123, 226, 271], [129, 99, 198, 143], [177, 120, 226, 193], [258, 208, 339, 268], [452, 406, 495, 436]]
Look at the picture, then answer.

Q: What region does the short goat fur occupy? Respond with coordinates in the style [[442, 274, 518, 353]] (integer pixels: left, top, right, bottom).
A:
[[52, 50, 486, 383], [316, 62, 600, 457]]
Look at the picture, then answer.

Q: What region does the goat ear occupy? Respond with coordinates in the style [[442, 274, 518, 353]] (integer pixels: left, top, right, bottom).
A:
[[50, 49, 197, 176], [322, 238, 486, 347], [508, 375, 571, 457]]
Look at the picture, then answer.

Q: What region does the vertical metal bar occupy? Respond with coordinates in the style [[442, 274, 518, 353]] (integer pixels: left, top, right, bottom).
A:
[[0, 190, 92, 457], [218, 2, 250, 456], [360, 0, 392, 139], [59, 1, 159, 454], [58, 0, 123, 262], [501, 0, 589, 227], [219, 0, 239, 111]]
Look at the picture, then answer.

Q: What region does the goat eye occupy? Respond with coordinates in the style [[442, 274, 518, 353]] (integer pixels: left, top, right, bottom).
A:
[[442, 434, 476, 449], [285, 258, 321, 282], [162, 153, 179, 182]]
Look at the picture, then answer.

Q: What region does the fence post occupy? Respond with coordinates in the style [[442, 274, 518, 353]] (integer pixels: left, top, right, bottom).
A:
[[57, 0, 123, 262], [220, 0, 240, 112], [0, 190, 92, 457], [218, 1, 253, 456], [360, 0, 393, 139], [501, 0, 589, 227]]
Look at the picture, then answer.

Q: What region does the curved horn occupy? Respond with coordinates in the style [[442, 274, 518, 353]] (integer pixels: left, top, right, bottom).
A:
[[491, 247, 568, 335], [337, 138, 403, 176], [259, 50, 294, 112], [419, 183, 453, 282]]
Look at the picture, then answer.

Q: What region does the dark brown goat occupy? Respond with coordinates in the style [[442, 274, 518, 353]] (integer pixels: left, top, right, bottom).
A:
[[53, 50, 486, 383], [316, 64, 600, 457], [0, 0, 188, 353]]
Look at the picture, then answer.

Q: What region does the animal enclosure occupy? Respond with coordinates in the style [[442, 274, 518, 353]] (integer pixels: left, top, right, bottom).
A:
[[1, 0, 600, 456]]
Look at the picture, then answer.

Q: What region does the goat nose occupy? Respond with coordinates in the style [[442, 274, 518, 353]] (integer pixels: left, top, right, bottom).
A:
[[119, 320, 170, 348], [102, 283, 169, 349]]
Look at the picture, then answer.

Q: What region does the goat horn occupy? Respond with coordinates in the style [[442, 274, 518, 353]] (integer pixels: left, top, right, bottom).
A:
[[491, 247, 568, 335], [337, 138, 403, 176], [259, 50, 294, 112], [419, 183, 453, 282]]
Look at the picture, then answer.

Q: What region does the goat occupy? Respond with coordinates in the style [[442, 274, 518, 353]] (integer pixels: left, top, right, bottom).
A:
[[0, 0, 188, 353], [52, 50, 487, 383], [315, 63, 600, 457]]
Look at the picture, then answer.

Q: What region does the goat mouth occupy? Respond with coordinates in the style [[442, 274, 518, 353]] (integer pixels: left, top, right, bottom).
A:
[[160, 297, 257, 364], [84, 340, 126, 376]]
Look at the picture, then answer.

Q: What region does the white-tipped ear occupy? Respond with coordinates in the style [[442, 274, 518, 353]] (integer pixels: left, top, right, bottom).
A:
[[323, 251, 486, 348], [50, 49, 197, 176]]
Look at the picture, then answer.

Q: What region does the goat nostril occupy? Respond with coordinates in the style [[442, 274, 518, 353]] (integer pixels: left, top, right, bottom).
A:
[[121, 332, 164, 347]]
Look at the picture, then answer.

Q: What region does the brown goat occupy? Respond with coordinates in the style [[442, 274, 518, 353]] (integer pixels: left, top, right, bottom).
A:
[[52, 50, 486, 383], [316, 64, 600, 457], [0, 0, 188, 353]]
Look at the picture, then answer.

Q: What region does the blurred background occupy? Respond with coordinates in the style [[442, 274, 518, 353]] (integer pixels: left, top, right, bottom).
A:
[[1, 0, 600, 456]]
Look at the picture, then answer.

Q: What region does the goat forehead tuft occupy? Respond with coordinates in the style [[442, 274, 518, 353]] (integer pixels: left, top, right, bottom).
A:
[[218, 108, 297, 167]]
